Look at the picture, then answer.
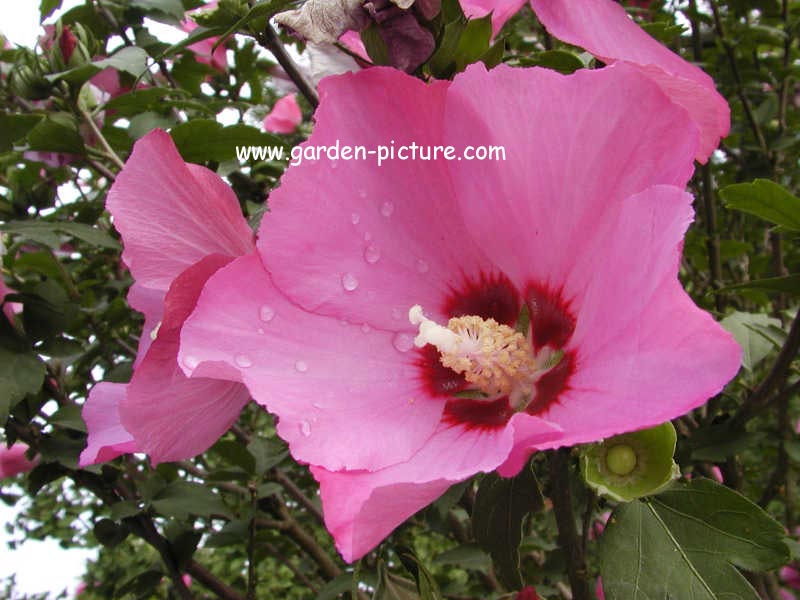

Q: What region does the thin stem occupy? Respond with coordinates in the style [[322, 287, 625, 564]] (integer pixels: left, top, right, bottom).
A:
[[79, 105, 125, 170], [255, 25, 319, 109], [548, 449, 590, 600], [273, 467, 325, 525], [247, 484, 257, 600]]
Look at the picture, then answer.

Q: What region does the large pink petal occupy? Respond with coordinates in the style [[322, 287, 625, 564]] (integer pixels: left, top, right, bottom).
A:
[[444, 63, 698, 320], [506, 186, 739, 450], [312, 415, 562, 561], [259, 68, 495, 330], [179, 252, 445, 472], [120, 255, 250, 464], [107, 129, 253, 298], [460, 0, 527, 35], [79, 382, 138, 466], [529, 0, 729, 162]]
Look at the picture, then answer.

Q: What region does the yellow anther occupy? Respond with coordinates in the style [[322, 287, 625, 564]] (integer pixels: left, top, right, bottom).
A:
[[409, 305, 541, 405]]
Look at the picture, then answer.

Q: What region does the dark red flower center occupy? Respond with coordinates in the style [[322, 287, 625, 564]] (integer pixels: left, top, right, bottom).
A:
[[416, 272, 576, 431]]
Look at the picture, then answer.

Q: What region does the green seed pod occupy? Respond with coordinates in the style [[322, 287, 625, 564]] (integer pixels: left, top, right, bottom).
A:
[[580, 422, 680, 502]]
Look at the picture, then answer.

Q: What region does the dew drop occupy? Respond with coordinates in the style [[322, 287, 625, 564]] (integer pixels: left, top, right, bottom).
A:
[[350, 212, 360, 225], [380, 201, 395, 218], [361, 323, 371, 333], [330, 159, 339, 169], [416, 259, 430, 274], [183, 355, 200, 370], [257, 328, 265, 335], [393, 332, 414, 353], [358, 190, 367, 199], [364, 231, 372, 242], [364, 244, 381, 264], [299, 420, 311, 437], [295, 360, 308, 373], [312, 401, 324, 409], [341, 272, 359, 292], [391, 307, 402, 321], [259, 305, 275, 322], [234, 354, 253, 368]]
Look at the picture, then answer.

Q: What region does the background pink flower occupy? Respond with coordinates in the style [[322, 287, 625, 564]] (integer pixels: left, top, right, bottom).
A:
[[179, 64, 740, 561], [0, 443, 38, 478], [80, 130, 253, 466], [263, 94, 302, 134]]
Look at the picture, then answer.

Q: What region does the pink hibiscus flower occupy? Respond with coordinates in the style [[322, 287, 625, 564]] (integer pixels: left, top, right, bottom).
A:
[[0, 443, 38, 478], [263, 94, 303, 134], [176, 64, 741, 561], [80, 130, 254, 466], [461, 0, 729, 163]]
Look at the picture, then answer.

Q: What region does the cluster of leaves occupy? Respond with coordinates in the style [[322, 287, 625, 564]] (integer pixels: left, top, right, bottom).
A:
[[0, 0, 798, 599]]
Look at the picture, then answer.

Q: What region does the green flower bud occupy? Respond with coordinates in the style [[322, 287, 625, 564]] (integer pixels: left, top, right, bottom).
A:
[[580, 422, 680, 502]]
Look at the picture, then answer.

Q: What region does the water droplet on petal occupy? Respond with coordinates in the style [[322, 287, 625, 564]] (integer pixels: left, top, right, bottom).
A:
[[393, 332, 414, 353], [391, 307, 402, 320], [351, 212, 360, 225], [295, 360, 308, 373], [299, 420, 311, 437], [259, 305, 275, 322], [364, 244, 381, 264], [341, 273, 359, 292], [380, 201, 394, 217], [257, 328, 265, 335], [361, 323, 371, 333], [330, 159, 338, 169], [364, 231, 372, 242], [234, 354, 253, 368], [358, 190, 367, 199], [183, 355, 200, 370], [312, 401, 324, 409], [416, 259, 429, 274]]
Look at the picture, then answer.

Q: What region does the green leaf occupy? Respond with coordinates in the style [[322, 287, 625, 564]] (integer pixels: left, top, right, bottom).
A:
[[361, 23, 390, 66], [396, 547, 442, 600], [49, 403, 86, 432], [246, 437, 288, 476], [0, 114, 43, 152], [600, 479, 790, 600], [373, 559, 420, 600], [130, 0, 185, 22], [0, 346, 46, 423], [26, 114, 85, 155], [433, 544, 491, 571], [151, 481, 229, 519], [93, 518, 129, 547], [170, 120, 287, 163], [109, 500, 142, 521], [722, 275, 800, 295], [205, 520, 249, 548], [40, 0, 62, 19], [720, 179, 800, 230], [315, 573, 355, 600], [720, 311, 781, 371], [472, 461, 543, 589], [21, 279, 78, 341], [0, 221, 120, 249], [211, 439, 255, 474], [48, 47, 149, 85], [523, 50, 585, 74]]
